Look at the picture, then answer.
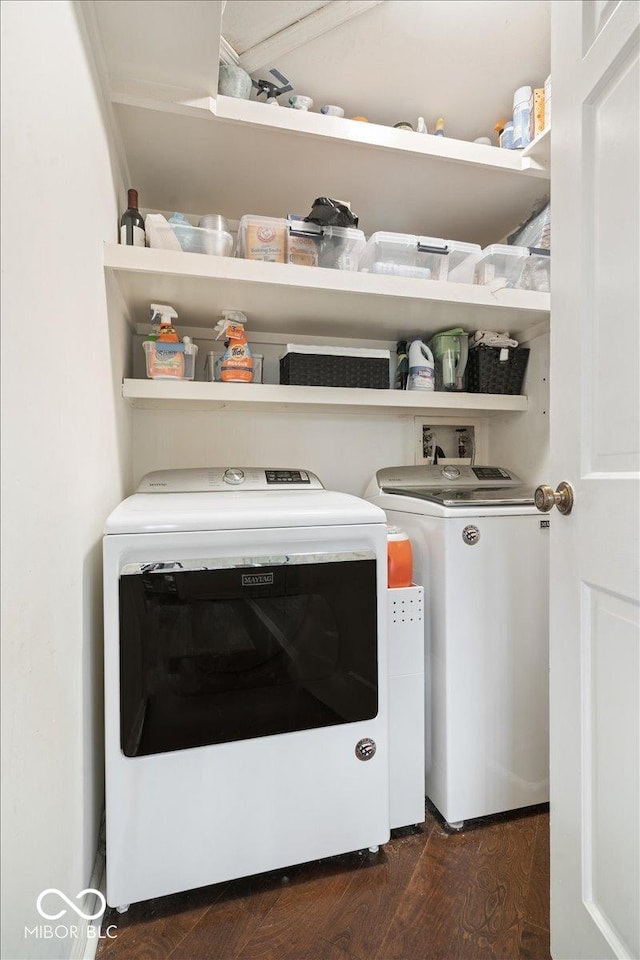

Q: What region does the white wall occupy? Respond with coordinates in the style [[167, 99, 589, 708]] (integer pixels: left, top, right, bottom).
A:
[[487, 333, 550, 484], [0, 3, 131, 958], [132, 408, 417, 495]]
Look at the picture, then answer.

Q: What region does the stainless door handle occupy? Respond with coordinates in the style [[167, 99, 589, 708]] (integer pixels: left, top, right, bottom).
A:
[[534, 481, 575, 515]]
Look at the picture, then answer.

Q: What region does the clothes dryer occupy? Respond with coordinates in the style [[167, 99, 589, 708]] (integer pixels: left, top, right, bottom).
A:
[[104, 467, 389, 909]]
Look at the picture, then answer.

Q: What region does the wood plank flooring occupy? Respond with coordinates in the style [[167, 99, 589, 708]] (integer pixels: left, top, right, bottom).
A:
[[96, 803, 550, 960]]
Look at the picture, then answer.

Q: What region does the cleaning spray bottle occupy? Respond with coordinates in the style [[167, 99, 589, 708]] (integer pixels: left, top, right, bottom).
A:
[[214, 311, 254, 383], [144, 303, 185, 378]]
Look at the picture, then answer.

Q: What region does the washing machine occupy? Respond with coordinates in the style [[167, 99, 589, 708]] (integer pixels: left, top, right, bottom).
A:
[[103, 467, 389, 909], [367, 464, 549, 828]]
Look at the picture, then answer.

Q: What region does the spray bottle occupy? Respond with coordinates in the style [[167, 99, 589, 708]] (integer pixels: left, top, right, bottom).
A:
[[144, 304, 185, 378], [214, 310, 254, 383]]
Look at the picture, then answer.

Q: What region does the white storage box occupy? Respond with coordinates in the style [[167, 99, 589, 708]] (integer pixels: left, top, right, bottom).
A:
[[206, 352, 263, 383], [473, 244, 530, 288], [287, 219, 366, 271], [359, 233, 481, 283]]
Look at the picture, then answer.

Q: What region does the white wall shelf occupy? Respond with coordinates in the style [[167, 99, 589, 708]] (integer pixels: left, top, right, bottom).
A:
[[105, 244, 550, 341], [123, 379, 528, 417], [522, 127, 550, 168], [109, 89, 550, 246]]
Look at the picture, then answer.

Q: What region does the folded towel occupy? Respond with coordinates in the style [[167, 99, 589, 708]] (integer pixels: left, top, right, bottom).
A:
[[470, 330, 519, 349], [145, 214, 182, 252]]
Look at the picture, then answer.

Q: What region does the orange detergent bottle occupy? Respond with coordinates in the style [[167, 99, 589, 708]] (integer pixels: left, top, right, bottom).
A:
[[214, 310, 254, 383], [387, 526, 413, 588]]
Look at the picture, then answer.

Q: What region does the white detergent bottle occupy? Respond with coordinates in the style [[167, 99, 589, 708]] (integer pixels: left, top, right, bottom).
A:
[[407, 340, 435, 391]]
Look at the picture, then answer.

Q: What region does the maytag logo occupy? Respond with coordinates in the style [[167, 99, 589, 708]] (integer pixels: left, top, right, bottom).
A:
[[242, 573, 274, 586]]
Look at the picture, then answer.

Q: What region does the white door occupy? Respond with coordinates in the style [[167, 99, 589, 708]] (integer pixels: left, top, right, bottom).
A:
[[550, 2, 639, 958]]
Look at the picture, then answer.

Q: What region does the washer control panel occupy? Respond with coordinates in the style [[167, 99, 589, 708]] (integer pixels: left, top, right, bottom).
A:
[[376, 464, 523, 492], [441, 465, 461, 480], [137, 468, 323, 493]]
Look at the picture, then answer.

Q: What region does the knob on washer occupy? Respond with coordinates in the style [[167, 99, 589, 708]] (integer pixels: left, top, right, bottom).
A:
[[442, 465, 461, 480], [223, 468, 245, 485]]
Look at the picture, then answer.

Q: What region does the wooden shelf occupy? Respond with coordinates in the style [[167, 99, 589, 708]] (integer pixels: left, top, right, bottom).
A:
[[105, 244, 550, 342], [110, 89, 550, 246], [123, 379, 528, 416]]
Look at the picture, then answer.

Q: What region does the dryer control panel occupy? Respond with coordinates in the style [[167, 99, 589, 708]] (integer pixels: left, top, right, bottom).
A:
[[137, 467, 324, 493]]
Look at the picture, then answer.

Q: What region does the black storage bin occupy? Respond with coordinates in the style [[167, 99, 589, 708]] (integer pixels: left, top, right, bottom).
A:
[[466, 344, 530, 395], [280, 350, 389, 389]]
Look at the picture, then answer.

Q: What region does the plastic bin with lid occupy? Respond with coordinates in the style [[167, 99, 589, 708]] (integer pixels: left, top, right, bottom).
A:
[[286, 218, 366, 271], [359, 233, 481, 283], [473, 244, 530, 288], [517, 247, 550, 292]]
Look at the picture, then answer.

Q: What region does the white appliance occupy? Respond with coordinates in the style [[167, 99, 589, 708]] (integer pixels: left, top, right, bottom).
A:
[[367, 464, 549, 828], [104, 467, 389, 909]]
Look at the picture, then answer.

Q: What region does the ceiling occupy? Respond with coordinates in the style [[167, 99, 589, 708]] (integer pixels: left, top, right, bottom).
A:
[[222, 0, 330, 54], [221, 0, 550, 143]]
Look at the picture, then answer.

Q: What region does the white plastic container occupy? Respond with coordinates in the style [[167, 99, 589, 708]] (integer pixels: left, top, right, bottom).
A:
[[513, 85, 533, 149], [359, 233, 481, 283], [237, 215, 288, 262], [473, 244, 530, 288], [143, 339, 198, 380], [287, 219, 366, 271]]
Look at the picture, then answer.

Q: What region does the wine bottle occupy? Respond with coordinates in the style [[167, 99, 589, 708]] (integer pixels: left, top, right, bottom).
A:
[[120, 188, 145, 247]]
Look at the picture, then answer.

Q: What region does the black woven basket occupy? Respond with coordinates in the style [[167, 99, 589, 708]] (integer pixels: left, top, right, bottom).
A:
[[466, 344, 530, 395], [280, 352, 389, 389]]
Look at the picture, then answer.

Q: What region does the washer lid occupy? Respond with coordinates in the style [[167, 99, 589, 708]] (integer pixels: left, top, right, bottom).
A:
[[387, 485, 535, 507], [104, 489, 386, 535]]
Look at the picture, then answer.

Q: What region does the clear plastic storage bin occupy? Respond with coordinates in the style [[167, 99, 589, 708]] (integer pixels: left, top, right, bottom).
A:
[[170, 222, 233, 257], [237, 216, 288, 262], [143, 340, 198, 380], [287, 219, 366, 271], [473, 244, 529, 287], [146, 216, 234, 257], [359, 233, 481, 283], [516, 247, 550, 292]]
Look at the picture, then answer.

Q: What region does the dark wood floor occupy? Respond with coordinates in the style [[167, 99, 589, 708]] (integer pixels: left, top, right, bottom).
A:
[[97, 803, 550, 960]]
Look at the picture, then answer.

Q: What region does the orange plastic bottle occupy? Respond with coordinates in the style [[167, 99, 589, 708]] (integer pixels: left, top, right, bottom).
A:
[[387, 526, 413, 588]]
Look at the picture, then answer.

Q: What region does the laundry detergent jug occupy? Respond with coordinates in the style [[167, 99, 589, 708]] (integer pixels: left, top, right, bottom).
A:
[[407, 340, 435, 391], [429, 328, 468, 391]]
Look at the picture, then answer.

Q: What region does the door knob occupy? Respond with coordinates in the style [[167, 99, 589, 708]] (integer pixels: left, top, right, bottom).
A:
[[534, 481, 575, 515]]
